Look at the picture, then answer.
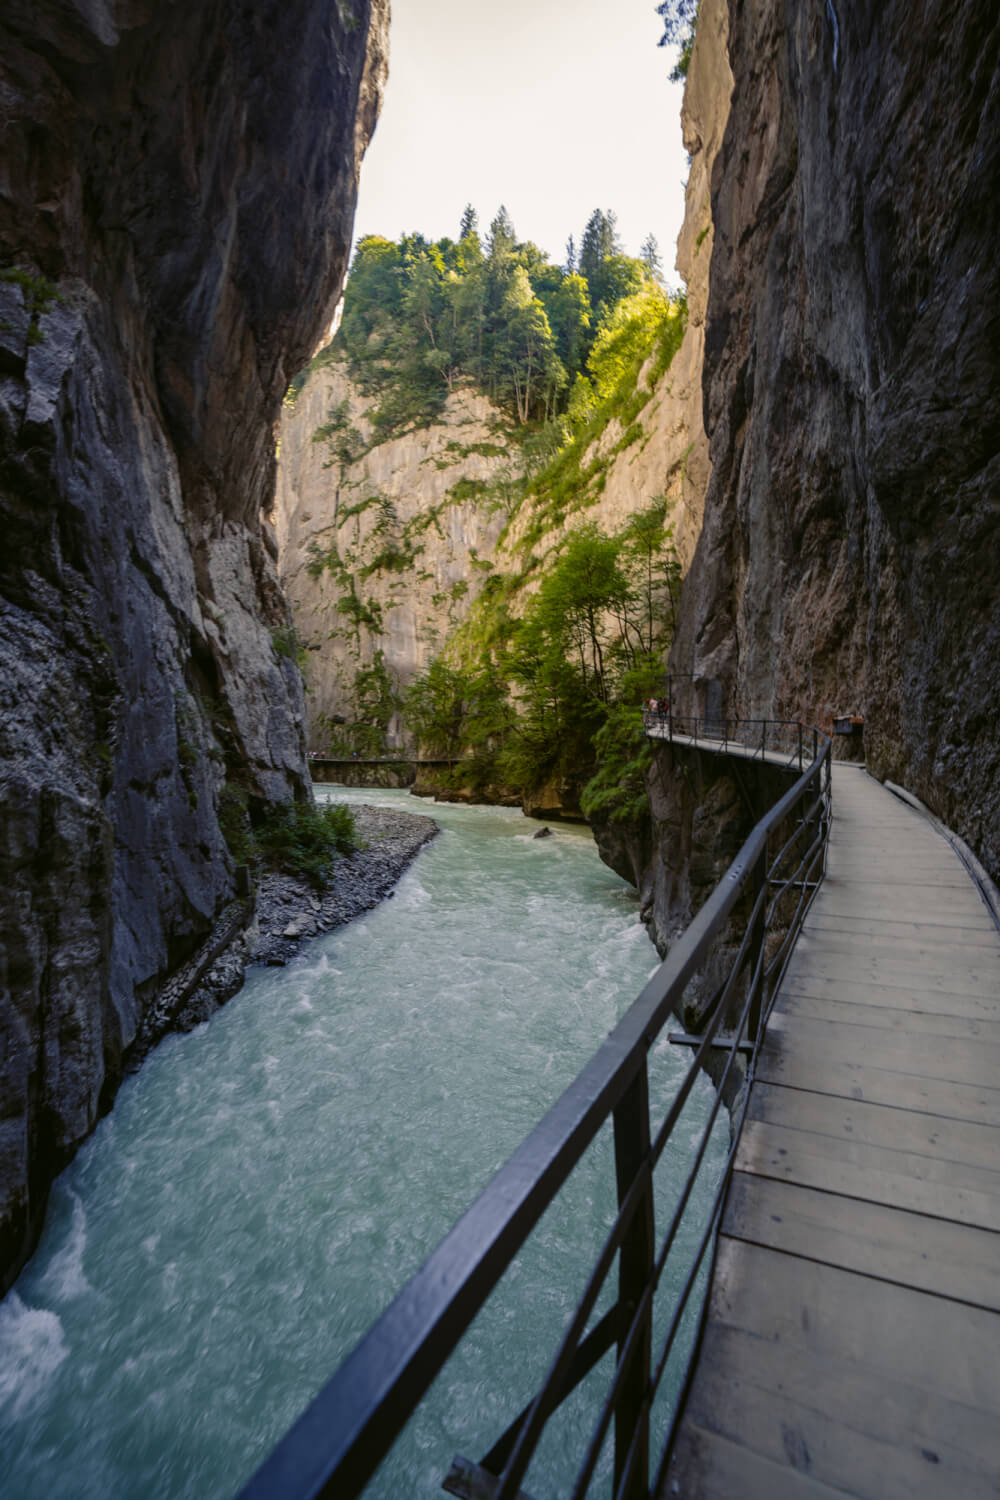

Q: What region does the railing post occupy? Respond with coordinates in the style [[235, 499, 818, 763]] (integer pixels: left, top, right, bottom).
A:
[[798, 722, 803, 772], [747, 843, 767, 1044], [612, 1063, 654, 1500]]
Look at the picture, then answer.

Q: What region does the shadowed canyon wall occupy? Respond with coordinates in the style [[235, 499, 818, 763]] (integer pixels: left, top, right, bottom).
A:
[[0, 0, 388, 1293], [673, 0, 1000, 880]]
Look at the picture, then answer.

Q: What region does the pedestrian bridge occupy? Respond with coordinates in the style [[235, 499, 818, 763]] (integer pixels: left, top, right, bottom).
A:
[[241, 715, 1000, 1499]]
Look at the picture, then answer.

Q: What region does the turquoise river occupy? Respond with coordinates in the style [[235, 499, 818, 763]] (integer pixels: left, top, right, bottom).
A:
[[0, 787, 725, 1499]]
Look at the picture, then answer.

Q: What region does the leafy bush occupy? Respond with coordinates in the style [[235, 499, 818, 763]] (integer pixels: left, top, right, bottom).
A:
[[254, 800, 358, 887], [272, 624, 308, 670], [0, 266, 64, 345], [581, 706, 653, 824]]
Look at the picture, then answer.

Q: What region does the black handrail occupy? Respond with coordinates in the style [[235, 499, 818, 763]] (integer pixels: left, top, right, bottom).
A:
[[644, 710, 819, 773], [239, 720, 832, 1500]]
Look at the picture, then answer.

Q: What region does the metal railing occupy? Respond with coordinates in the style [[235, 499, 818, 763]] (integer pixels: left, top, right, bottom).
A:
[[643, 711, 822, 774], [239, 721, 832, 1500]]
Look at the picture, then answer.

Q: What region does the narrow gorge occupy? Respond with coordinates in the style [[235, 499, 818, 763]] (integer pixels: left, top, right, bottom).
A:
[[1, 0, 998, 1479]]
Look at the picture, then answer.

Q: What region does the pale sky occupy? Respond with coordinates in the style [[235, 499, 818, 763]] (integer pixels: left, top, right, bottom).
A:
[[353, 0, 690, 283]]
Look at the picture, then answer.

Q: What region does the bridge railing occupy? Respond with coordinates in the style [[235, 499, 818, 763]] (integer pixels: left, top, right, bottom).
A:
[[239, 722, 832, 1500], [643, 711, 820, 773]]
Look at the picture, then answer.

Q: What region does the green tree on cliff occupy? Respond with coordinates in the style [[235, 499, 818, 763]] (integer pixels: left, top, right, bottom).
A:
[[459, 203, 479, 243], [656, 0, 699, 79], [330, 210, 676, 436]]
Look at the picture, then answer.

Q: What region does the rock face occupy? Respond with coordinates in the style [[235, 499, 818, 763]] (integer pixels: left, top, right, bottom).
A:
[[673, 0, 1000, 878], [0, 0, 388, 1293], [275, 367, 516, 739]]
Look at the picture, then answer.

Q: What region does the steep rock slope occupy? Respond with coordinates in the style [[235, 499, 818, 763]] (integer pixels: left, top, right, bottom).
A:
[[673, 0, 1000, 877], [0, 0, 388, 1293]]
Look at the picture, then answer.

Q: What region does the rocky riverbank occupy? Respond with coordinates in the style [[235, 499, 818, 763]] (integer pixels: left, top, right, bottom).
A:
[[129, 804, 438, 1064]]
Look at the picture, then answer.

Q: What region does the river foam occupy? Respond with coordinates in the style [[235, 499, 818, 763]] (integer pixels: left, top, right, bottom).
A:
[[0, 1293, 68, 1421]]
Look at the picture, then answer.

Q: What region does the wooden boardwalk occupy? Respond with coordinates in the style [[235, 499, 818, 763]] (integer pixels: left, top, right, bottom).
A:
[[663, 763, 1000, 1498]]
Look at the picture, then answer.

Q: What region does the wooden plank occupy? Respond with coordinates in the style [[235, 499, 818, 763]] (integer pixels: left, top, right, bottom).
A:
[[748, 1082, 1000, 1171], [794, 929, 1000, 962], [794, 928, 1000, 965], [763, 1012, 1000, 1088], [808, 900, 996, 933], [662, 1421, 854, 1499], [774, 974, 1000, 1022], [821, 870, 983, 900], [783, 942, 1000, 995], [735, 1118, 1000, 1231], [775, 990, 1000, 1040], [721, 1172, 1000, 1311], [755, 1049, 1000, 1125], [823, 868, 978, 890], [826, 810, 941, 822], [832, 814, 904, 830], [678, 1322, 1000, 1500], [706, 1236, 1000, 1412], [822, 860, 972, 880], [824, 824, 953, 846], [818, 879, 992, 917], [815, 894, 995, 930], [781, 958, 1000, 1005]]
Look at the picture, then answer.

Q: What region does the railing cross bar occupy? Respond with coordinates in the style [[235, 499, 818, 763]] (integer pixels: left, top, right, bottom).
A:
[[667, 1031, 755, 1054]]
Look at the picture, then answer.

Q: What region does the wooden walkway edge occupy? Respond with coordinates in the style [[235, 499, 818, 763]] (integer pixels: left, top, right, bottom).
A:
[[663, 764, 1000, 1498]]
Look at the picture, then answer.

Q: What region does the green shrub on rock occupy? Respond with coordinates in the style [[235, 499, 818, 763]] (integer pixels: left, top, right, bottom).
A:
[[254, 801, 358, 887]]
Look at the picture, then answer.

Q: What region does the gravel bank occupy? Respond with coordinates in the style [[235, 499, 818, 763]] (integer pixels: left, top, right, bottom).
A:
[[131, 804, 438, 1062], [252, 804, 438, 965]]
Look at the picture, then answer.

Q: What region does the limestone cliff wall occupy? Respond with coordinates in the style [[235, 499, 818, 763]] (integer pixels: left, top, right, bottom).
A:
[[275, 366, 515, 741], [0, 0, 388, 1293], [673, 0, 1000, 878]]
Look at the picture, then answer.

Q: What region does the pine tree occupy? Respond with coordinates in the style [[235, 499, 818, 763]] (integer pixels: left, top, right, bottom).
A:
[[578, 210, 605, 285], [640, 233, 663, 280], [580, 209, 636, 327], [564, 234, 576, 273], [656, 0, 699, 79], [578, 209, 620, 302], [459, 203, 479, 242], [486, 204, 516, 259], [655, 0, 697, 46]]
